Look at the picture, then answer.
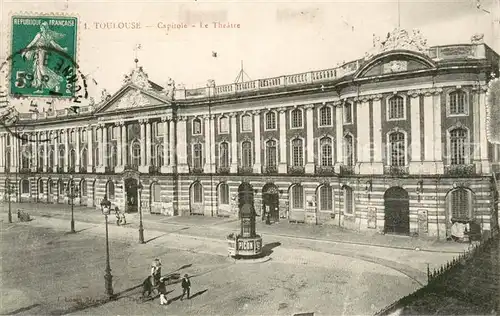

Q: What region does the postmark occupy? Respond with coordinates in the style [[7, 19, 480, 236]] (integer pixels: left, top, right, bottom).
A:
[[10, 15, 78, 98]]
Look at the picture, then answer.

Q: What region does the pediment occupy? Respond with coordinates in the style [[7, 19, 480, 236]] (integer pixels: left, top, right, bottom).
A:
[[354, 51, 436, 79], [96, 85, 170, 114]]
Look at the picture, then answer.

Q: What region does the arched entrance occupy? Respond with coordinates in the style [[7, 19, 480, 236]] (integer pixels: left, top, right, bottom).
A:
[[238, 182, 254, 218], [384, 187, 410, 235], [262, 183, 279, 222], [125, 178, 139, 213]]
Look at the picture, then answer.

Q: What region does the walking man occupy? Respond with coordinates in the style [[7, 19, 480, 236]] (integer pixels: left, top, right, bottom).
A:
[[180, 274, 191, 301]]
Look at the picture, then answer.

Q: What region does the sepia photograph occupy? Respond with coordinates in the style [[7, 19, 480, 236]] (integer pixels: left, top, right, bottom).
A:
[[0, 0, 499, 315]]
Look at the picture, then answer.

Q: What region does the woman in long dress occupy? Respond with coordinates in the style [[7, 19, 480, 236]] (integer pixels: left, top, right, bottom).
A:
[[21, 21, 68, 93]]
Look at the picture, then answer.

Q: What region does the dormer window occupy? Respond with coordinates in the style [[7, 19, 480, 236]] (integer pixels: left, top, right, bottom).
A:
[[387, 95, 405, 120], [192, 118, 202, 135], [449, 90, 467, 115], [291, 108, 303, 128]]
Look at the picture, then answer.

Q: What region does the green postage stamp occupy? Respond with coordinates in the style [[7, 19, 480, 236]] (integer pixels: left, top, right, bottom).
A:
[[10, 15, 78, 98]]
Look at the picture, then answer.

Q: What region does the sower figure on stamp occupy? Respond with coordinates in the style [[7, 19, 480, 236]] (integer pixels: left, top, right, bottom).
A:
[[21, 21, 67, 93], [180, 274, 191, 301]]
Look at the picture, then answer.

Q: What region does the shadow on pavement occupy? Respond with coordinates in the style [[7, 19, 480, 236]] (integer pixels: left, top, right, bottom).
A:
[[1, 303, 41, 315], [189, 289, 208, 299], [261, 241, 281, 256], [145, 233, 169, 244]]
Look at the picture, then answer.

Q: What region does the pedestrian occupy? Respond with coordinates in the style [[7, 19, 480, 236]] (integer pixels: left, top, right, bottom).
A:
[[180, 274, 191, 301], [158, 277, 168, 306], [151, 258, 162, 287]]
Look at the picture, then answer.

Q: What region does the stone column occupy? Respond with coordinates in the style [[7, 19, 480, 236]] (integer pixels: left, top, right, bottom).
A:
[[31, 132, 37, 172], [203, 115, 211, 172], [43, 132, 48, 172], [422, 90, 435, 174], [304, 104, 315, 173], [230, 113, 238, 173], [334, 101, 343, 173], [87, 126, 93, 172], [121, 123, 127, 168], [63, 129, 69, 172], [102, 124, 108, 170], [357, 98, 371, 174], [138, 119, 147, 172], [53, 130, 58, 172], [371, 95, 383, 174], [96, 125, 103, 172], [278, 107, 287, 173], [432, 88, 444, 174], [209, 115, 216, 172], [176, 116, 189, 173], [115, 122, 124, 173], [478, 86, 490, 173], [409, 90, 422, 174], [76, 128, 81, 171], [160, 116, 171, 173], [168, 117, 176, 169], [146, 120, 152, 166], [9, 135, 15, 172], [253, 110, 262, 173]]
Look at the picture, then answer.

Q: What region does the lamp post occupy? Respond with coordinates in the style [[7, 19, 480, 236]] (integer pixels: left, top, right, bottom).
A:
[[101, 195, 113, 297], [6, 180, 13, 223], [67, 180, 79, 233], [138, 183, 144, 244]]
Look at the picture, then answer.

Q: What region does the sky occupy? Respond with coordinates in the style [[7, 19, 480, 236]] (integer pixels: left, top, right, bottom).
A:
[[0, 0, 498, 111]]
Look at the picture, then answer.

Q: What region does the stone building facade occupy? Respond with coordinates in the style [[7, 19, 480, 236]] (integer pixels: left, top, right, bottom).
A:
[[1, 29, 499, 240]]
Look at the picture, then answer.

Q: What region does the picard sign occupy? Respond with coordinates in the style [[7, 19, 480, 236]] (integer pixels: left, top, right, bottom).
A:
[[486, 78, 500, 144]]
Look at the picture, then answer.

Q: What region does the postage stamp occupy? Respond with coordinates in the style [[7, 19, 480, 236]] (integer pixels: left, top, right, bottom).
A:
[[10, 15, 78, 98]]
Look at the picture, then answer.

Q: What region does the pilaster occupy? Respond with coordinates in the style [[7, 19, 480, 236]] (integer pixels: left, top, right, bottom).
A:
[[203, 115, 215, 173], [139, 119, 148, 173], [253, 110, 262, 173], [87, 126, 93, 172], [278, 107, 287, 173], [334, 101, 343, 173], [478, 86, 490, 173], [176, 116, 189, 173], [422, 90, 436, 174], [305, 104, 315, 174], [115, 122, 124, 173], [230, 113, 238, 173], [432, 88, 444, 174], [370, 94, 384, 174], [356, 97, 371, 174], [76, 128, 81, 170], [43, 132, 48, 172], [160, 116, 172, 173], [408, 89, 423, 174]]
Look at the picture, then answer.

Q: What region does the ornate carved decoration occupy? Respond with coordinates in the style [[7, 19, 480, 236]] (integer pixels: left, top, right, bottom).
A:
[[471, 33, 484, 45], [383, 60, 408, 74], [365, 28, 429, 60], [123, 66, 152, 90], [115, 90, 150, 109], [101, 89, 111, 103], [278, 107, 287, 113], [304, 104, 315, 110], [252, 110, 261, 116]]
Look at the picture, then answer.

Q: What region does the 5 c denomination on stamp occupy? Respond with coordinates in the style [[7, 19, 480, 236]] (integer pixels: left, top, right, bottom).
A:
[[10, 15, 78, 99]]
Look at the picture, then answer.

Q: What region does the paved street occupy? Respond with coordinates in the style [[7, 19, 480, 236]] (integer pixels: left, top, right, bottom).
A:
[[0, 203, 472, 315]]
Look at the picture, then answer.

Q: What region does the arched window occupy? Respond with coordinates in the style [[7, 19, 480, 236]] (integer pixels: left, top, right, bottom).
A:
[[38, 179, 44, 194], [81, 147, 88, 167], [21, 179, 30, 194], [219, 182, 229, 205], [450, 128, 467, 165], [343, 102, 353, 124], [191, 182, 203, 203], [81, 129, 87, 143], [291, 108, 303, 128], [153, 144, 163, 167], [131, 139, 141, 166], [388, 96, 405, 120], [241, 114, 252, 132], [192, 143, 203, 169], [69, 149, 76, 169], [344, 186, 354, 214], [241, 141, 252, 167], [107, 181, 115, 200], [266, 140, 277, 168], [219, 116, 229, 134], [319, 185, 333, 211], [58, 180, 64, 195], [80, 179, 87, 196], [319, 106, 332, 126], [109, 143, 117, 168], [59, 148, 65, 169], [38, 148, 44, 169], [192, 118, 202, 135], [94, 147, 100, 166], [389, 132, 405, 166], [320, 137, 333, 166], [290, 184, 304, 209], [219, 142, 229, 168], [449, 90, 467, 115], [450, 188, 472, 219], [344, 134, 354, 166], [48, 150, 54, 168], [265, 111, 276, 130], [151, 182, 161, 202], [291, 138, 303, 166], [70, 130, 75, 143]]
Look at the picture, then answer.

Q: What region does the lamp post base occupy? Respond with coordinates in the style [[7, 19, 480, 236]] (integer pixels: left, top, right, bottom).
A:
[[8, 210, 12, 224], [139, 226, 145, 244], [104, 271, 113, 297], [70, 220, 76, 233]]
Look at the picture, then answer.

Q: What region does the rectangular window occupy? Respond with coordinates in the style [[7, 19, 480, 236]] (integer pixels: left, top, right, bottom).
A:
[[219, 117, 229, 134], [241, 115, 252, 132], [344, 187, 353, 215], [343, 103, 352, 124], [292, 186, 303, 209]]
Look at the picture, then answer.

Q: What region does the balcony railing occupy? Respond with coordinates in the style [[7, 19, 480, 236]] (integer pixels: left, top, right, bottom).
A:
[[216, 166, 230, 174], [264, 165, 278, 174], [288, 165, 305, 175], [444, 164, 476, 176], [384, 165, 409, 176], [340, 165, 355, 176], [237, 166, 253, 175], [124, 164, 139, 171], [315, 165, 335, 175]]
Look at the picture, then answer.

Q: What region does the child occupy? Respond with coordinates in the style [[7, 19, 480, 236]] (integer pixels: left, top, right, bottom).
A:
[[180, 274, 191, 300], [158, 277, 168, 305]]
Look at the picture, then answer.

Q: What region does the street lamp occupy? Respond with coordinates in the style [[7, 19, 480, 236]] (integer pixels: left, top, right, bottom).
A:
[[67, 180, 79, 233], [5, 179, 13, 223], [100, 195, 113, 297], [138, 183, 145, 244]]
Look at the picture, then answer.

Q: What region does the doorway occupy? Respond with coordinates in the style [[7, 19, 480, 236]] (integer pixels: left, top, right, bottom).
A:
[[384, 187, 410, 235], [125, 178, 139, 213], [238, 182, 254, 218], [262, 183, 279, 222]]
